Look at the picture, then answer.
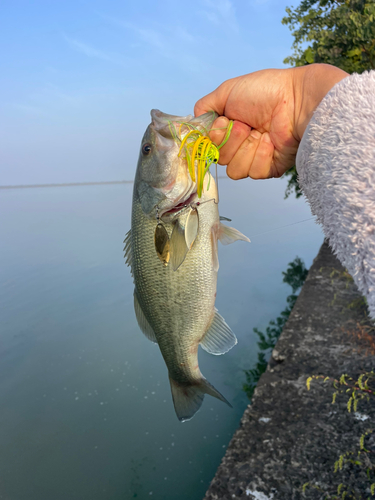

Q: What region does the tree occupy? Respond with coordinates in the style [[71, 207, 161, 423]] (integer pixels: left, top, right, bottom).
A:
[[283, 0, 375, 72], [282, 0, 375, 198]]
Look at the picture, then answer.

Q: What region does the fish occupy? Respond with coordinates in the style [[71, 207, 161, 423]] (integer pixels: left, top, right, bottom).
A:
[[124, 109, 250, 422]]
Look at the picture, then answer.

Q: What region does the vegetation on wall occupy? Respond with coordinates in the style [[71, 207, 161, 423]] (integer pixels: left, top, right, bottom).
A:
[[304, 372, 375, 499]]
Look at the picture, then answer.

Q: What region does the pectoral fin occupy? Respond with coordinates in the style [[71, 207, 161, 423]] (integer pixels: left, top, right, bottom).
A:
[[134, 291, 158, 343], [217, 223, 250, 245], [170, 220, 188, 271], [200, 309, 237, 355]]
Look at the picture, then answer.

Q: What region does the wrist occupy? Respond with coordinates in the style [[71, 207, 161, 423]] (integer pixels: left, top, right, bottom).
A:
[[293, 64, 349, 141]]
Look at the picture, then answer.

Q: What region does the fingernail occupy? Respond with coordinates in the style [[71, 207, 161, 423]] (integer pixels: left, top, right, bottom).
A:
[[250, 129, 261, 140], [215, 117, 228, 128], [262, 132, 271, 143]]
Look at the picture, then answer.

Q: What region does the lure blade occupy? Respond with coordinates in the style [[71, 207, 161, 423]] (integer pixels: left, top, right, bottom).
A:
[[170, 220, 188, 271], [154, 223, 170, 266], [185, 207, 199, 250]]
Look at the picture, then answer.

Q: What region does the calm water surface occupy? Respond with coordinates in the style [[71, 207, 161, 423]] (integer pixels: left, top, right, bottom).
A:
[[0, 178, 323, 499]]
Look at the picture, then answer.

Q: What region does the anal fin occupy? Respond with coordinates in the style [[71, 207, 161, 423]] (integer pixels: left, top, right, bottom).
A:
[[200, 309, 237, 355]]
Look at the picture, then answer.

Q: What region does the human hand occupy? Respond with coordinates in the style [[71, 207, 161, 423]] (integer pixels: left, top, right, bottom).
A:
[[194, 64, 348, 180]]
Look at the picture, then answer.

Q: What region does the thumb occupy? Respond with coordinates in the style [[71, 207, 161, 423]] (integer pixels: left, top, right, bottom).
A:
[[194, 78, 239, 117]]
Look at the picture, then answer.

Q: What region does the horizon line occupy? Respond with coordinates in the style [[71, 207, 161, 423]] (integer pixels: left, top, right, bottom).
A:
[[0, 177, 229, 190], [0, 180, 134, 189]]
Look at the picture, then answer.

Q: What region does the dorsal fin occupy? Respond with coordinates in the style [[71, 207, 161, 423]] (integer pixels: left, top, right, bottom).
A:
[[134, 291, 158, 343], [200, 309, 237, 355], [123, 229, 132, 269]]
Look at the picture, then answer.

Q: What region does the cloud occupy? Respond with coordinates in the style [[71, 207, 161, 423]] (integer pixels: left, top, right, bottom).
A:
[[101, 15, 165, 51], [101, 15, 202, 53], [12, 103, 46, 115], [170, 26, 196, 45], [201, 0, 239, 33], [64, 36, 126, 66], [134, 27, 165, 50], [99, 14, 208, 74], [44, 83, 79, 103]]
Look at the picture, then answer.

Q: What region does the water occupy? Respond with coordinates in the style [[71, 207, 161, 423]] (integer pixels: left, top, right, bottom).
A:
[[0, 178, 323, 499]]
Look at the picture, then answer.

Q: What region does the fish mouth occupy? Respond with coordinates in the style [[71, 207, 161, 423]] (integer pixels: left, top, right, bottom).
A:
[[151, 109, 193, 131], [147, 108, 218, 220], [161, 191, 198, 219]]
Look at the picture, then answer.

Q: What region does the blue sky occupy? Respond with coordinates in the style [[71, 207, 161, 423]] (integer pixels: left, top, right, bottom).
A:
[[1, 0, 296, 185]]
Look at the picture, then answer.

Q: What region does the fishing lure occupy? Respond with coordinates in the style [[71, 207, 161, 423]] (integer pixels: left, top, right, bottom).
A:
[[169, 118, 233, 198]]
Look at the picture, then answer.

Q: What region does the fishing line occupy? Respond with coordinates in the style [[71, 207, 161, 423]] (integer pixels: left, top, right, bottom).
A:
[[214, 163, 219, 204], [250, 217, 315, 237]]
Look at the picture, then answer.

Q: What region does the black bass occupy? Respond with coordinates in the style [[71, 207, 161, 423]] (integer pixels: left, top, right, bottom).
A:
[[125, 110, 249, 421]]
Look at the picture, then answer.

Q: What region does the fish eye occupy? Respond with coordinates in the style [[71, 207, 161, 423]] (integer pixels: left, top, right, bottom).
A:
[[142, 143, 152, 155]]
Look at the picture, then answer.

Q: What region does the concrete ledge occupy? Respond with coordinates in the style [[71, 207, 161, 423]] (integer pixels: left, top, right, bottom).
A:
[[204, 241, 375, 500]]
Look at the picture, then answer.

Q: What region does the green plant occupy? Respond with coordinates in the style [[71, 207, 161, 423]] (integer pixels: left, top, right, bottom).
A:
[[329, 269, 354, 287], [243, 257, 308, 398], [283, 0, 375, 73], [281, 0, 375, 199], [284, 165, 303, 200], [307, 372, 375, 411], [304, 372, 375, 498]]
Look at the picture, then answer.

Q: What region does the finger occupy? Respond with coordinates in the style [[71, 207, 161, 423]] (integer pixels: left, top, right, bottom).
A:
[[208, 116, 230, 147], [194, 78, 239, 117], [248, 132, 275, 179], [226, 130, 263, 180], [216, 120, 251, 166], [194, 89, 225, 117]]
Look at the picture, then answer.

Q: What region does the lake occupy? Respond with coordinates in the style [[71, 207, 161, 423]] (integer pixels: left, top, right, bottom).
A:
[[0, 177, 323, 499]]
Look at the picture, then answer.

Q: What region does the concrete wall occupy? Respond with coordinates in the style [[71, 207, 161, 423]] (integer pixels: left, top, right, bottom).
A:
[[204, 241, 375, 500]]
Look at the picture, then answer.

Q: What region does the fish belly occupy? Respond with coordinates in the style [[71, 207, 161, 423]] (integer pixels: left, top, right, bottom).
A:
[[131, 194, 218, 383]]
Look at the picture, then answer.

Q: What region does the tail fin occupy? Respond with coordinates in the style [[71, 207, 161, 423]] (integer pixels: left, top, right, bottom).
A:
[[169, 376, 232, 422]]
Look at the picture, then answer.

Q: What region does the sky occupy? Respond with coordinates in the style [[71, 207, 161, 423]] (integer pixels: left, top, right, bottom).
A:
[[0, 0, 297, 186]]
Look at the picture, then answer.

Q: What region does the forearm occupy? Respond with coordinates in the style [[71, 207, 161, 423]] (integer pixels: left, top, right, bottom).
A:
[[293, 64, 349, 141], [296, 70, 375, 317]]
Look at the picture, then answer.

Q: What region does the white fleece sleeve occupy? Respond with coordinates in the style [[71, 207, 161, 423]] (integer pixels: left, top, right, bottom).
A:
[[296, 71, 375, 318]]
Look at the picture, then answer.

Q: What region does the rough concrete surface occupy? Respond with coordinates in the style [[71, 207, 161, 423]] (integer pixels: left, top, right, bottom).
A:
[[204, 241, 375, 500]]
